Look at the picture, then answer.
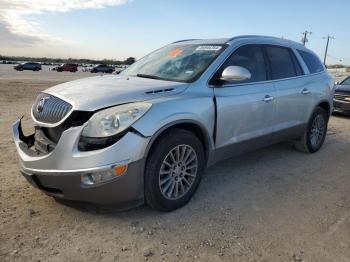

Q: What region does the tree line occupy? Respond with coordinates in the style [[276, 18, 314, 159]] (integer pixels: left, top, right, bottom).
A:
[[0, 55, 136, 65]]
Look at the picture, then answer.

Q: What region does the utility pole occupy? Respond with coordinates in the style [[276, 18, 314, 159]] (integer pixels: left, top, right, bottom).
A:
[[323, 34, 335, 66], [301, 31, 312, 46]]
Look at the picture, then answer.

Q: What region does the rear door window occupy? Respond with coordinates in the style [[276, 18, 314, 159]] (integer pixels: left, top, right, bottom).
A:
[[265, 46, 297, 80], [297, 50, 325, 74], [290, 51, 304, 76]]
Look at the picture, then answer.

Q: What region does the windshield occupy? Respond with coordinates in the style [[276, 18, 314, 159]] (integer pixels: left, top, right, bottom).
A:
[[122, 44, 226, 83]]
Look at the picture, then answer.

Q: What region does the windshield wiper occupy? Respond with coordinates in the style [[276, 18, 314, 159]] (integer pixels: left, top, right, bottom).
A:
[[136, 73, 162, 80]]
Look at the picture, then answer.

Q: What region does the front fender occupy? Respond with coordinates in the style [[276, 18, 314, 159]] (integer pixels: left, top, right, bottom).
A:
[[132, 96, 215, 147]]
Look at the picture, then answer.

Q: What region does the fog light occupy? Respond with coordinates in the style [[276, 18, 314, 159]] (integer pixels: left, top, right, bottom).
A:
[[81, 163, 128, 186], [81, 173, 96, 185]]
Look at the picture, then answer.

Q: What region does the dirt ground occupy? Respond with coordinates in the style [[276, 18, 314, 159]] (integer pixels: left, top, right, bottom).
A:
[[0, 64, 349, 262]]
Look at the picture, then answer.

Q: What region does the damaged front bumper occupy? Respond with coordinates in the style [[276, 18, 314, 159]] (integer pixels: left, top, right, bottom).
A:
[[12, 119, 151, 207]]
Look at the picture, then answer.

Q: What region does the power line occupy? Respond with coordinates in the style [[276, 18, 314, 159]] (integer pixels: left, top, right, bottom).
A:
[[323, 34, 335, 65], [334, 38, 350, 47], [327, 53, 342, 60], [301, 31, 312, 46]]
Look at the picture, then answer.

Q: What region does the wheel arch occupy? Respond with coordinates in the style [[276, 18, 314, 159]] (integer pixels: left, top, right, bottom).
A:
[[317, 100, 331, 117], [143, 120, 213, 165]]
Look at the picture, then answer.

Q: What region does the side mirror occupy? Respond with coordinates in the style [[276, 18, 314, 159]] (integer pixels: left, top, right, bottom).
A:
[[220, 66, 251, 82], [335, 81, 339, 85]]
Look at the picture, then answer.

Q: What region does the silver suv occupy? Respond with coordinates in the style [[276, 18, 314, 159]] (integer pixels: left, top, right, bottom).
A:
[[13, 36, 334, 211]]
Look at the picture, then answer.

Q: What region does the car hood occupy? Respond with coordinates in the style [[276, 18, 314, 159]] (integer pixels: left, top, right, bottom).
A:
[[335, 84, 350, 93], [45, 75, 189, 111]]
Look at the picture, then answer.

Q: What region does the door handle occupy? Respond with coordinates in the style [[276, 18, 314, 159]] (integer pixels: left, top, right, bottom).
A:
[[302, 88, 310, 95], [263, 95, 274, 103]]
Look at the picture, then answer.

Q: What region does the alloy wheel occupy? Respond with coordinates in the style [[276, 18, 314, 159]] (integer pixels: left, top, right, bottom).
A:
[[159, 144, 198, 200], [310, 114, 325, 148]]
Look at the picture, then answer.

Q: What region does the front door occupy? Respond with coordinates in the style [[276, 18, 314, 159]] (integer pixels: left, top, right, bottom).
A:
[[212, 45, 276, 159]]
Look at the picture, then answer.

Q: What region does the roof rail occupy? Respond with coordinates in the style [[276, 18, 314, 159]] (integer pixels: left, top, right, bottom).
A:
[[226, 35, 306, 46], [226, 35, 289, 43], [172, 39, 200, 44]]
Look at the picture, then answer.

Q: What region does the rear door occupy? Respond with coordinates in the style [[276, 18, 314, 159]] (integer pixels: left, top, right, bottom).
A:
[[213, 45, 276, 154], [264, 45, 310, 140]]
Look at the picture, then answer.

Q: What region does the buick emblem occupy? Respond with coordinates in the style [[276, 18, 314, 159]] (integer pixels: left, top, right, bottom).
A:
[[36, 97, 49, 113]]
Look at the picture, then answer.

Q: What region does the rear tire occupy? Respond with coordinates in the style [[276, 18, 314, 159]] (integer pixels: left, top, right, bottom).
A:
[[145, 128, 206, 212], [295, 107, 328, 153]]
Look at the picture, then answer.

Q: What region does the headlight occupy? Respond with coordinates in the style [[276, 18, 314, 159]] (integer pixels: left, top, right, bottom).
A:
[[81, 102, 152, 137]]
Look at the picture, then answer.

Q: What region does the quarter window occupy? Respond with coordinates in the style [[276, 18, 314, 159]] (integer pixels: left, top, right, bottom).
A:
[[219, 45, 267, 84], [266, 46, 297, 80], [297, 50, 324, 74]]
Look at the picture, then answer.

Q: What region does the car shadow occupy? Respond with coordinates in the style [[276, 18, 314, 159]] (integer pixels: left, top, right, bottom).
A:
[[54, 139, 318, 219], [332, 112, 350, 119]]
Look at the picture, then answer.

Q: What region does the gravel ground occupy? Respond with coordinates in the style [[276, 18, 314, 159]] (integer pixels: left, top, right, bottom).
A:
[[0, 65, 349, 262]]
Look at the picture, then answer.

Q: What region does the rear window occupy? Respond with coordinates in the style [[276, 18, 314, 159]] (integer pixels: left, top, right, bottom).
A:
[[297, 50, 324, 74], [266, 46, 297, 80]]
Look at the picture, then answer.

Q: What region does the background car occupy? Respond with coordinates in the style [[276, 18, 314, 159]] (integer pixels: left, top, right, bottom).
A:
[[14, 62, 42, 71], [333, 76, 350, 115], [55, 64, 78, 72], [90, 64, 114, 73]]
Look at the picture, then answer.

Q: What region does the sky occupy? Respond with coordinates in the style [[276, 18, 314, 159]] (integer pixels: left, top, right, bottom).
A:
[[0, 0, 349, 65]]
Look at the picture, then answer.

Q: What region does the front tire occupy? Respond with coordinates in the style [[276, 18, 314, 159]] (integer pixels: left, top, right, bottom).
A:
[[295, 107, 328, 153], [145, 129, 206, 212]]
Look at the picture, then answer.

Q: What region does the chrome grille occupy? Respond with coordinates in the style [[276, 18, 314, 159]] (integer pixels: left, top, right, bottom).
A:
[[334, 93, 350, 102], [32, 93, 73, 124]]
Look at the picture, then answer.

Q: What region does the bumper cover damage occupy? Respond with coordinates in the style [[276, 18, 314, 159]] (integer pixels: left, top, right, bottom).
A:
[[12, 119, 150, 207]]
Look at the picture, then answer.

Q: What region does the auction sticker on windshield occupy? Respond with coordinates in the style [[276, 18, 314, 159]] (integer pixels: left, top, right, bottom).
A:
[[196, 46, 222, 51], [168, 48, 183, 58]]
